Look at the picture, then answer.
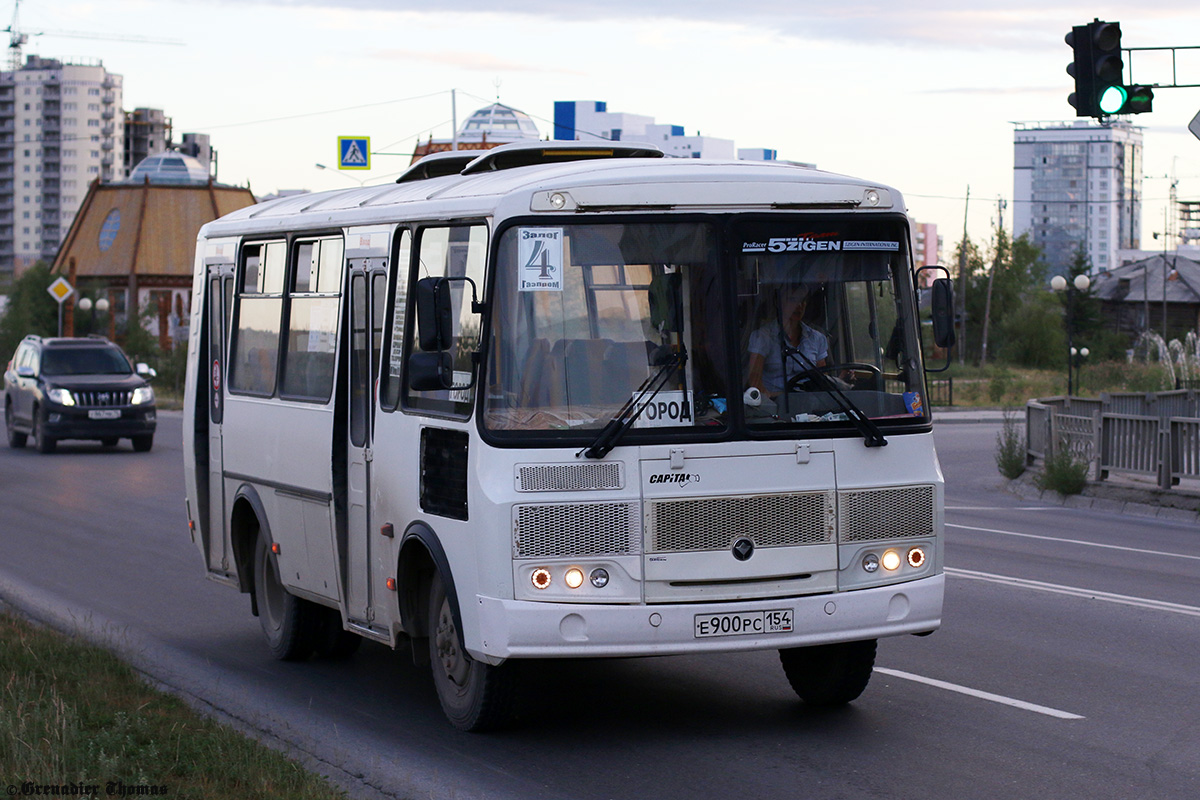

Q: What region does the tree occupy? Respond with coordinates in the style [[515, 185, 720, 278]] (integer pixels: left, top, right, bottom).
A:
[[0, 263, 59, 360]]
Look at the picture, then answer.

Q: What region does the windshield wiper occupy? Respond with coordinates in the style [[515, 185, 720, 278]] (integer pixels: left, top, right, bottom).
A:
[[578, 347, 687, 460], [783, 346, 887, 448]]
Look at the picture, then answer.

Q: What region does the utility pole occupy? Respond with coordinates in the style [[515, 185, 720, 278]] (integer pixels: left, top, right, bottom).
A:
[[958, 185, 970, 365], [979, 197, 1006, 368]]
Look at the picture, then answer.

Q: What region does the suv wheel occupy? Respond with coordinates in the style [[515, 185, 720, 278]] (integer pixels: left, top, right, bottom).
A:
[[5, 402, 27, 449], [131, 434, 154, 452], [32, 406, 56, 454]]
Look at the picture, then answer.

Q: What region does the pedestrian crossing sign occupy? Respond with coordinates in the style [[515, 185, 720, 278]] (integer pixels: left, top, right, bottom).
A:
[[338, 136, 371, 170]]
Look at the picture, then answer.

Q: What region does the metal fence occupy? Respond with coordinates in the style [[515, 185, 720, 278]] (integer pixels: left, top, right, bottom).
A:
[[1025, 390, 1200, 491]]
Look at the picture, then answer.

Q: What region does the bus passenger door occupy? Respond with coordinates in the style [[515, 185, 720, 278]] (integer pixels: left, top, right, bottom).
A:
[[206, 266, 234, 575], [345, 258, 388, 627]]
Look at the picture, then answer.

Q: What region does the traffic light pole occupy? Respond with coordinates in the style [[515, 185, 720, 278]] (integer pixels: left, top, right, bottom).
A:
[[1123, 45, 1200, 89]]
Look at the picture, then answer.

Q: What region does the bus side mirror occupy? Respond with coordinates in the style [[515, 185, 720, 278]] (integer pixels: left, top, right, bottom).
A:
[[930, 278, 956, 349], [415, 277, 454, 352], [408, 351, 455, 391]]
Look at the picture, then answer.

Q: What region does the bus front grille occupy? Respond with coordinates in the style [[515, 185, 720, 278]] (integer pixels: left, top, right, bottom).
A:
[[838, 485, 936, 542], [645, 491, 835, 554], [513, 501, 640, 558]]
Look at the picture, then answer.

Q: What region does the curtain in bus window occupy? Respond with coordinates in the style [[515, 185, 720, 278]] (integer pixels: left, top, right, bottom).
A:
[[381, 230, 410, 411]]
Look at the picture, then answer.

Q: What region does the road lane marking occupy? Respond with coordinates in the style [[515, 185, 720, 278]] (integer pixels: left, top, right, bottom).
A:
[[945, 506, 1060, 511], [876, 667, 1085, 720], [946, 567, 1200, 618], [947, 522, 1200, 562]]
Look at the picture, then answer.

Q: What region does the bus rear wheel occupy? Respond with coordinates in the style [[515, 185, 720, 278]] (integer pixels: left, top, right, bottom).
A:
[[254, 534, 318, 661], [779, 639, 877, 707], [428, 572, 515, 732]]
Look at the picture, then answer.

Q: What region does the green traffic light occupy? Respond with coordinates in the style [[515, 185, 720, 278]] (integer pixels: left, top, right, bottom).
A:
[[1098, 84, 1127, 114]]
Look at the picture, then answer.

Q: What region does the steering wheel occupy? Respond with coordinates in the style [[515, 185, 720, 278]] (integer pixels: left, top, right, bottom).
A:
[[786, 362, 882, 392]]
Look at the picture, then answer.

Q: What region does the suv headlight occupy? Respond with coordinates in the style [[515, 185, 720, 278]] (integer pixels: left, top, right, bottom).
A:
[[132, 386, 155, 405], [47, 387, 76, 406]]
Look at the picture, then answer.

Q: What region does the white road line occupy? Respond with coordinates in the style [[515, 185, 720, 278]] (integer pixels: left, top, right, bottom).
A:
[[944, 506, 1060, 511], [947, 522, 1200, 562], [876, 667, 1085, 720], [946, 567, 1200, 618]]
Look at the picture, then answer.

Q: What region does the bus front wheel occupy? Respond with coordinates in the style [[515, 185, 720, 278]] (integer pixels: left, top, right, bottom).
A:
[[428, 572, 515, 732], [254, 533, 318, 661], [779, 639, 877, 707]]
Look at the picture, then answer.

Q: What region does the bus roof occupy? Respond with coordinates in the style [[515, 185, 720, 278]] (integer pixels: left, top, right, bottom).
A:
[[203, 154, 906, 239]]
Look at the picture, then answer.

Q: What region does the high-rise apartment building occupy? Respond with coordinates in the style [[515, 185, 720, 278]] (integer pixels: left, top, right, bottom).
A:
[[0, 55, 124, 278], [1013, 120, 1143, 275]]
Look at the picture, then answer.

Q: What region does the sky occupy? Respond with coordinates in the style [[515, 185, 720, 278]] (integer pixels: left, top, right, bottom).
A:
[[14, 0, 1200, 255]]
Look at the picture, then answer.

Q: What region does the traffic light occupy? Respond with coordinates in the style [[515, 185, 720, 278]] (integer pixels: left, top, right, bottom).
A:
[[1116, 84, 1154, 115], [1066, 20, 1123, 118]]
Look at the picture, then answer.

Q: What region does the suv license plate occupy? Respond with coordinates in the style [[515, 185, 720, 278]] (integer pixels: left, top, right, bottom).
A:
[[88, 409, 121, 420], [694, 609, 794, 639]]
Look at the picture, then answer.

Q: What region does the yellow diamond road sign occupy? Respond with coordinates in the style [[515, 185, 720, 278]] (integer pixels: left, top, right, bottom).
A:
[[47, 277, 74, 304]]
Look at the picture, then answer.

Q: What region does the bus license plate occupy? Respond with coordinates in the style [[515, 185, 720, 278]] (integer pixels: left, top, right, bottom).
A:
[[88, 409, 121, 420], [694, 609, 793, 638]]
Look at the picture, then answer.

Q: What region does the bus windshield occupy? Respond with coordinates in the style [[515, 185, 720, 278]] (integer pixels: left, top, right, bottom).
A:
[[482, 217, 929, 440]]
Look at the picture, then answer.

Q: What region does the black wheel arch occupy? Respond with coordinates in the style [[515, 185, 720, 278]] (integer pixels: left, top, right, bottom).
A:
[[397, 521, 460, 642], [230, 482, 272, 614]]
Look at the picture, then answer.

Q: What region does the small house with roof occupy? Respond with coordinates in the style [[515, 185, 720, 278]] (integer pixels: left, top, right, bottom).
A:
[[52, 152, 256, 349], [1090, 253, 1200, 339]]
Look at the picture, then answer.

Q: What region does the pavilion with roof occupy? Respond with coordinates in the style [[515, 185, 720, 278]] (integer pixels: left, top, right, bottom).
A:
[[52, 152, 256, 349]]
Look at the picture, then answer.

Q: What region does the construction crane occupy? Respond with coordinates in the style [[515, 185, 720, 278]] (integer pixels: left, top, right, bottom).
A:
[[5, 0, 182, 70]]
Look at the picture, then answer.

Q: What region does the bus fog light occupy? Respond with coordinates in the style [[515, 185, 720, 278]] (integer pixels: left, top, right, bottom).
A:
[[881, 550, 902, 571], [531, 568, 552, 590], [907, 547, 926, 568], [862, 553, 880, 573], [564, 567, 585, 589], [589, 568, 610, 588]]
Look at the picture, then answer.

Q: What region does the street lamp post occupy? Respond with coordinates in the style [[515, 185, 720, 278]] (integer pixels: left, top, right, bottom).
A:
[[1051, 273, 1091, 396]]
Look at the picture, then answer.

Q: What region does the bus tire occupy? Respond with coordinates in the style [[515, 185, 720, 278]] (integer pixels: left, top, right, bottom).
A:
[[779, 639, 877, 707], [428, 571, 515, 732], [254, 533, 318, 661]]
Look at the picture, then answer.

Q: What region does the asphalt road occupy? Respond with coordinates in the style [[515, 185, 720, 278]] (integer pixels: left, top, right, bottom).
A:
[[1, 415, 1198, 799]]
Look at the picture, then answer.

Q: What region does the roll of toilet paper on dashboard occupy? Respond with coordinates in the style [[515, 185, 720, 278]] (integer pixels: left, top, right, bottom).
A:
[[743, 387, 762, 407]]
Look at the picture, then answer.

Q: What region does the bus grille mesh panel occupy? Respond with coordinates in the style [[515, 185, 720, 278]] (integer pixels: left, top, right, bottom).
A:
[[839, 485, 935, 542], [513, 502, 639, 558], [646, 492, 834, 553], [517, 462, 622, 492]]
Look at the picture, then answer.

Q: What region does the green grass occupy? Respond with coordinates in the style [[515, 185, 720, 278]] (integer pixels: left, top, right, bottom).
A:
[[0, 612, 347, 800], [938, 362, 1176, 408]]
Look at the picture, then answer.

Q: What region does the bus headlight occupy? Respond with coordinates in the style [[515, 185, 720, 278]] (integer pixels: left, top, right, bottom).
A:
[[564, 567, 585, 589], [908, 547, 927, 568], [861, 553, 880, 573], [881, 550, 902, 571], [589, 568, 610, 588], [531, 568, 552, 590]]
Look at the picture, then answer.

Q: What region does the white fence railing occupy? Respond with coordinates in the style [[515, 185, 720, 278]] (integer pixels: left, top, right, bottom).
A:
[[1026, 391, 1200, 491]]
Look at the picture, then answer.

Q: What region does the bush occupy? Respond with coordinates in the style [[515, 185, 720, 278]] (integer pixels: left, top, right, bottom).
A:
[[995, 411, 1026, 479], [1035, 440, 1088, 495]]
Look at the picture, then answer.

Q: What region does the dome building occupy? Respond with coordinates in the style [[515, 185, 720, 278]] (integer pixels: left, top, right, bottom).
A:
[[411, 102, 541, 163]]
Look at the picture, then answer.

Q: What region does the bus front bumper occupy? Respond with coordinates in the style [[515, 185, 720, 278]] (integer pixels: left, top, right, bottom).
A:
[[471, 573, 944, 661]]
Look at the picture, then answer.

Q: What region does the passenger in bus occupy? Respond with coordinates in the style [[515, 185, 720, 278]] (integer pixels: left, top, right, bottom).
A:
[[746, 284, 827, 398]]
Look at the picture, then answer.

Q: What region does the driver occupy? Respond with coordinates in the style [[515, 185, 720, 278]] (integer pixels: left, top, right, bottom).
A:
[[746, 284, 828, 397]]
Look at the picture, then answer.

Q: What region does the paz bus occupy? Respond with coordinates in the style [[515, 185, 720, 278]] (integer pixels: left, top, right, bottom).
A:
[[182, 142, 956, 731]]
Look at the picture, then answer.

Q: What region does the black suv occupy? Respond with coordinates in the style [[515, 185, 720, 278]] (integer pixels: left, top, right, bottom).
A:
[[4, 335, 157, 453]]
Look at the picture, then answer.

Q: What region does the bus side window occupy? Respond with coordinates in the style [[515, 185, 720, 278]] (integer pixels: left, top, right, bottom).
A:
[[229, 241, 286, 396], [403, 224, 487, 415], [280, 237, 342, 402], [380, 229, 411, 411]]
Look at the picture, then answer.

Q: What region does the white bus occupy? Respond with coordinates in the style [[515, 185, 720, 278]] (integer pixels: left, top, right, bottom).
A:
[[183, 142, 957, 731]]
